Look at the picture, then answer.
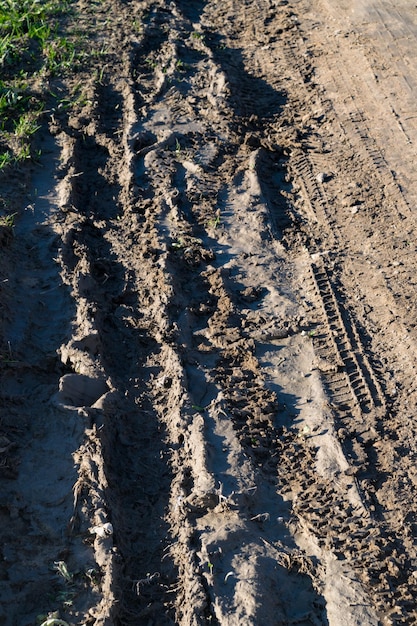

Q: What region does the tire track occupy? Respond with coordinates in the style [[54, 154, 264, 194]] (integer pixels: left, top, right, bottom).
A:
[[66, 0, 411, 624], [270, 2, 417, 621], [50, 8, 187, 621], [197, 0, 416, 621], [124, 2, 332, 623], [286, 0, 417, 338], [140, 65, 321, 626], [0, 147, 85, 626], [4, 0, 417, 623], [309, 259, 385, 418]]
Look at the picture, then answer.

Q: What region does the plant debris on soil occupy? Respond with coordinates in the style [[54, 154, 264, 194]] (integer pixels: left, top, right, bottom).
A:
[[2, 0, 417, 624]]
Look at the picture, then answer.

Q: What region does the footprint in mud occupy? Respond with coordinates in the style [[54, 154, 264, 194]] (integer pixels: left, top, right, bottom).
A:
[[55, 373, 109, 407]]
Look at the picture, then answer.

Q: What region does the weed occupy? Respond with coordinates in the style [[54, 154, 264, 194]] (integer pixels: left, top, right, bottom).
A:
[[91, 43, 110, 58], [301, 328, 316, 338], [53, 560, 73, 583], [84, 567, 100, 586], [0, 151, 13, 169], [0, 0, 88, 170], [43, 38, 76, 74], [0, 353, 19, 365], [94, 65, 106, 85], [0, 341, 18, 365], [207, 210, 221, 229], [13, 112, 40, 137], [175, 59, 187, 72], [54, 590, 75, 608], [175, 137, 182, 156], [13, 142, 31, 162], [192, 404, 206, 413], [56, 83, 91, 110], [145, 57, 157, 70], [173, 137, 193, 160], [171, 239, 184, 250], [0, 81, 29, 123], [0, 33, 15, 65], [0, 212, 17, 227], [208, 215, 220, 228]]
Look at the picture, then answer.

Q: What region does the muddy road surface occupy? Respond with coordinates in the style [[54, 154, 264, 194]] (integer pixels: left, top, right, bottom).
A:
[[2, 0, 417, 624]]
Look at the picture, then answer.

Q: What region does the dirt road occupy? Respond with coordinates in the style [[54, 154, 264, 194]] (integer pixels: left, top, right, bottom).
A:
[[1, 0, 417, 624]]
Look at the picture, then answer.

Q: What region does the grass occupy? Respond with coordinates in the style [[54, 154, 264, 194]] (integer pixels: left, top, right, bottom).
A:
[[0, 211, 16, 226], [0, 0, 94, 171], [0, 0, 64, 168], [0, 0, 141, 173], [53, 560, 73, 583], [13, 111, 40, 139], [0, 150, 13, 168]]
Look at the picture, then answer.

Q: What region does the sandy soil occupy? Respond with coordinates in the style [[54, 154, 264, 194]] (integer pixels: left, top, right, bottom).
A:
[[1, 0, 417, 624]]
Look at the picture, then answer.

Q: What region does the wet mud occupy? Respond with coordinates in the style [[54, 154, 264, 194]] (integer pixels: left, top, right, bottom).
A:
[[2, 0, 417, 624]]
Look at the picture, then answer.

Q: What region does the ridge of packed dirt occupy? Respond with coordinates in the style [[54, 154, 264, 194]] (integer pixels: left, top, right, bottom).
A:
[[2, 0, 417, 624]]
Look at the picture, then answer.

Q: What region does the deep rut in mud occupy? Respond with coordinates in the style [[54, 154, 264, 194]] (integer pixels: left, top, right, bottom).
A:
[[2, 0, 417, 624]]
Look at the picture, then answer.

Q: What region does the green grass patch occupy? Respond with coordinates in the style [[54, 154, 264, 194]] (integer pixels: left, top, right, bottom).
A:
[[0, 1, 144, 174], [0, 210, 16, 226], [0, 0, 82, 170]]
